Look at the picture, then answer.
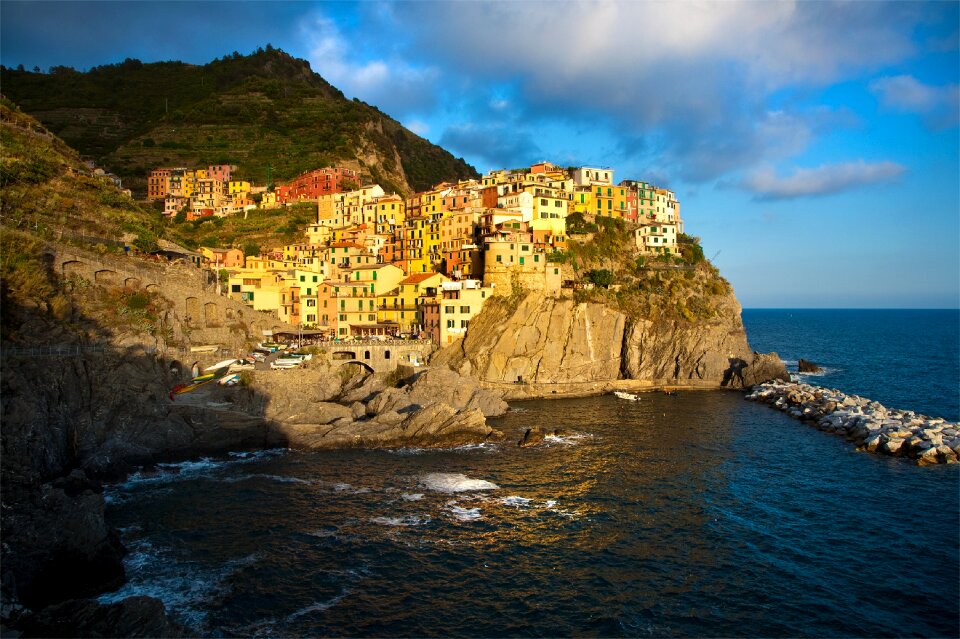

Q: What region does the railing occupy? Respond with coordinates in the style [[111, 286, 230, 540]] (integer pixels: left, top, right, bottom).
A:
[[1, 344, 107, 358]]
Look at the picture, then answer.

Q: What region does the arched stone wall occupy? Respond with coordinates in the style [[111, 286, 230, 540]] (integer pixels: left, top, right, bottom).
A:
[[204, 302, 220, 328], [94, 269, 119, 286], [185, 297, 202, 326]]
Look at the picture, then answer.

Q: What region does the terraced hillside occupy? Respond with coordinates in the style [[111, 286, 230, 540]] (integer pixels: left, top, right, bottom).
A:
[[1, 47, 478, 196]]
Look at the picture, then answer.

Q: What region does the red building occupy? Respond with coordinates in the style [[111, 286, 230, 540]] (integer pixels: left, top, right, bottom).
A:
[[276, 167, 359, 204]]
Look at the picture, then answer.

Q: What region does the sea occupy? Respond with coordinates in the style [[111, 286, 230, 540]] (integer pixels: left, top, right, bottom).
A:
[[100, 309, 960, 637]]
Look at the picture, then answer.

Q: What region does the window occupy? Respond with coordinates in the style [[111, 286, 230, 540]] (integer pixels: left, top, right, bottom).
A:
[[306, 299, 316, 307], [445, 305, 455, 313], [460, 306, 470, 313], [307, 314, 316, 322], [540, 198, 547, 206], [446, 319, 455, 328], [519, 257, 524, 265], [339, 328, 347, 335], [340, 300, 345, 310], [461, 320, 468, 328], [368, 314, 375, 321], [300, 275, 305, 282], [521, 245, 529, 251], [534, 255, 540, 263], [496, 255, 502, 263], [231, 284, 240, 293], [384, 350, 391, 360]]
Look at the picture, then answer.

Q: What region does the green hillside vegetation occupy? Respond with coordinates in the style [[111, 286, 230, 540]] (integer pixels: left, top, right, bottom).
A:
[[0, 101, 173, 342], [169, 202, 317, 253], [1, 47, 478, 195], [0, 99, 166, 251], [557, 217, 732, 322]]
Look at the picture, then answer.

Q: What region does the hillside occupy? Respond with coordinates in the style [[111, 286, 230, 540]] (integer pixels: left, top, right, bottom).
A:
[[0, 47, 478, 196]]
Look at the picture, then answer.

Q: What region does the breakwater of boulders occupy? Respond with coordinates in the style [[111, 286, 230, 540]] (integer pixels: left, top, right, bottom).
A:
[[746, 380, 960, 465]]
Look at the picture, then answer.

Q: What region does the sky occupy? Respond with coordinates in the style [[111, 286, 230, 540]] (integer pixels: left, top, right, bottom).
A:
[[2, 1, 958, 308]]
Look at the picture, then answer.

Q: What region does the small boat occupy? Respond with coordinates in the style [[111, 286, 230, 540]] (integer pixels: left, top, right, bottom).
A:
[[205, 358, 240, 372], [191, 373, 216, 382], [218, 374, 240, 386], [189, 344, 220, 353], [613, 391, 641, 401]]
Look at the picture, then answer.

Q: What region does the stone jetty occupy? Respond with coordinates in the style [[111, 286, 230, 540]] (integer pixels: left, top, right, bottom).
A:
[[746, 380, 960, 465]]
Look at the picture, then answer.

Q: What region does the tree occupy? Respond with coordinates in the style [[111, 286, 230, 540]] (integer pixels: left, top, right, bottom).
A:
[[587, 269, 614, 288], [243, 241, 260, 257]]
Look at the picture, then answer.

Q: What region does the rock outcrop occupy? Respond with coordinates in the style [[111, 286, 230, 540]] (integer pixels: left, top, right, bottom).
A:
[[435, 291, 787, 395], [798, 359, 822, 373]]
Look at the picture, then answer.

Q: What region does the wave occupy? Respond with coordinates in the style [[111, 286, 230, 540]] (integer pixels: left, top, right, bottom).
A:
[[98, 546, 259, 632], [543, 432, 592, 446], [386, 442, 496, 456], [111, 449, 288, 491], [500, 495, 535, 508], [420, 472, 499, 493], [370, 515, 429, 527], [331, 482, 371, 494], [222, 473, 311, 485], [286, 590, 351, 621], [445, 501, 483, 521]]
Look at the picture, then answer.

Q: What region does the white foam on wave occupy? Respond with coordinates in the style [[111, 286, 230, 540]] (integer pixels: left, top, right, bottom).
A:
[[222, 473, 311, 485], [420, 472, 499, 493], [445, 501, 483, 521], [795, 366, 840, 379], [330, 482, 372, 494], [286, 590, 351, 621], [114, 449, 289, 491], [402, 493, 424, 501], [543, 432, 592, 446], [370, 515, 429, 527], [500, 495, 535, 508], [98, 547, 259, 631]]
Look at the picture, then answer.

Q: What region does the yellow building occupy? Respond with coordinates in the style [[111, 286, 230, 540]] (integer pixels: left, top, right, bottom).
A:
[[422, 279, 495, 345], [228, 180, 251, 195], [570, 186, 595, 216], [378, 272, 448, 333]]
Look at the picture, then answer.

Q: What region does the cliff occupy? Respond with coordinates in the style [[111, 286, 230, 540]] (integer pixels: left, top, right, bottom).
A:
[[434, 287, 786, 398]]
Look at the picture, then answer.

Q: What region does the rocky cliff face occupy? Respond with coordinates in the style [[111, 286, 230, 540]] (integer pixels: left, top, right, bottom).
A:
[[434, 290, 787, 396]]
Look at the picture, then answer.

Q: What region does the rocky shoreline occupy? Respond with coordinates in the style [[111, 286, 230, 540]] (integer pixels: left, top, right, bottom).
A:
[[746, 380, 960, 465]]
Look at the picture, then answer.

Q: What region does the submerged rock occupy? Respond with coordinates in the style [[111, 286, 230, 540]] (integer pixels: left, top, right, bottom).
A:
[[798, 359, 822, 373], [518, 427, 546, 448]]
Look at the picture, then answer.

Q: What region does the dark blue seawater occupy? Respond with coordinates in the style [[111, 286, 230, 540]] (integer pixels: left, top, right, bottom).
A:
[[100, 311, 960, 637], [743, 309, 959, 421]]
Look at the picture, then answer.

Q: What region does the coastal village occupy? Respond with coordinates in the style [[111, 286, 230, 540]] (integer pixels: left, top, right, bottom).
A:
[[147, 162, 684, 345]]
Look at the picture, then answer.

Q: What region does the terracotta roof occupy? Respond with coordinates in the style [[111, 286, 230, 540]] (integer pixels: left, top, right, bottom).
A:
[[400, 272, 441, 285]]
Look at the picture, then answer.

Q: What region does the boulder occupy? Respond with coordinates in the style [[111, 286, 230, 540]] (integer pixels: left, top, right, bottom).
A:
[[518, 427, 546, 448], [23, 596, 188, 638], [339, 373, 391, 404], [308, 402, 353, 425], [797, 359, 822, 373], [365, 367, 507, 418]]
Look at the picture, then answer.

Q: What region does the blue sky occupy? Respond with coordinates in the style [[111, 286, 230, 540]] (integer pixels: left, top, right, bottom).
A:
[[2, 1, 958, 307]]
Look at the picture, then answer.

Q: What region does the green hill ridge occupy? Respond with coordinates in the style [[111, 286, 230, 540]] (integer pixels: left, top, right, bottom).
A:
[[1, 47, 478, 196]]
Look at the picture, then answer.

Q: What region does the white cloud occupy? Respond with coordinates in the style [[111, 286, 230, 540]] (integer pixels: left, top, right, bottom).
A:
[[870, 75, 960, 128], [404, 119, 430, 136], [741, 160, 907, 199], [386, 0, 925, 180], [298, 13, 439, 116]]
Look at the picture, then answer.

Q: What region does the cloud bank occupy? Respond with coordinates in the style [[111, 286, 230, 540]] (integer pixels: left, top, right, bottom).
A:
[[741, 161, 907, 200]]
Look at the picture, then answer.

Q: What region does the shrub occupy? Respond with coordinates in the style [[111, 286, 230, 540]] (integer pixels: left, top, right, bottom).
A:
[[587, 269, 614, 288]]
